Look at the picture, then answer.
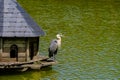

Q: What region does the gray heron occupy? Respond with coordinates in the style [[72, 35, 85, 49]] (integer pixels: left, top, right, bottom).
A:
[[48, 33, 62, 61]]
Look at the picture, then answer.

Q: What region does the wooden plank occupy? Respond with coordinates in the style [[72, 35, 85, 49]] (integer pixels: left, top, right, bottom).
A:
[[3, 47, 10, 52], [3, 43, 26, 47], [4, 41, 26, 44], [3, 38, 26, 44], [1, 57, 26, 62], [3, 47, 26, 53], [0, 55, 48, 66], [1, 56, 25, 62], [18, 48, 26, 52], [36, 37, 39, 56], [0, 38, 2, 60], [1, 53, 10, 58], [18, 58, 26, 62], [41, 61, 57, 67], [1, 52, 26, 58], [26, 38, 29, 61], [1, 58, 16, 62], [18, 53, 26, 57]]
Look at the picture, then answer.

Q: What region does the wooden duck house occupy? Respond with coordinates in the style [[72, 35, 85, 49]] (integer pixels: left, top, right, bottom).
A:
[[0, 0, 56, 71]]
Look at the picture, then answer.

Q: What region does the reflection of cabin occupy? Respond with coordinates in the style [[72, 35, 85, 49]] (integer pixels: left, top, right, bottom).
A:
[[0, 0, 45, 62]]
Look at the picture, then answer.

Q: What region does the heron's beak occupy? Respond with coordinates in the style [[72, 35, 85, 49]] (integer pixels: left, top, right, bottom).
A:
[[57, 33, 64, 37]]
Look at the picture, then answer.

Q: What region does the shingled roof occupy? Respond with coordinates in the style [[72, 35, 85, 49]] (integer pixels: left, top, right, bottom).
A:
[[0, 0, 45, 37]]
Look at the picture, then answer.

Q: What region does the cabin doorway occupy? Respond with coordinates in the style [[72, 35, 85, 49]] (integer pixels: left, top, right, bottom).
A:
[[30, 43, 34, 60], [10, 44, 18, 61]]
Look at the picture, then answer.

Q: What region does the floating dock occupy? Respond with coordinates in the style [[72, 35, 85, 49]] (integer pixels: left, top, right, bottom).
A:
[[0, 55, 57, 71]]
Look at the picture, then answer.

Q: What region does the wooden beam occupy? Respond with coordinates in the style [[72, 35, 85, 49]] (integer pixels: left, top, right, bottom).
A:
[[26, 38, 30, 61], [37, 37, 39, 55], [0, 38, 2, 60]]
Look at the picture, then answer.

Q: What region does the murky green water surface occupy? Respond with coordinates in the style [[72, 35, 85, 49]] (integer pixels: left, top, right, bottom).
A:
[[0, 0, 120, 79]]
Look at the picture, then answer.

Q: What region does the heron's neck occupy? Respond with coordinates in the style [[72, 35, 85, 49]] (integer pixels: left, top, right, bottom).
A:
[[57, 37, 61, 48], [57, 37, 61, 41]]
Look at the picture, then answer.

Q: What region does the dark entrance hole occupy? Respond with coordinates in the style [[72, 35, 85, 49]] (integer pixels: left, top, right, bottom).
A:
[[10, 44, 18, 61]]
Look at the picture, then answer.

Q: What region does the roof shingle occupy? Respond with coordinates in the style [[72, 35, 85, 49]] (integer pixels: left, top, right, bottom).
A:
[[0, 0, 45, 37]]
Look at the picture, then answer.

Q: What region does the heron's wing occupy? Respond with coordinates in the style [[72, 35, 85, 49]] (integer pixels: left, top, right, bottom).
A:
[[49, 39, 58, 51]]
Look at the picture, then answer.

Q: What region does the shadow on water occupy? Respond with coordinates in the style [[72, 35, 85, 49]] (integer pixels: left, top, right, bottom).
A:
[[0, 66, 58, 80], [0, 66, 53, 75], [0, 69, 23, 75]]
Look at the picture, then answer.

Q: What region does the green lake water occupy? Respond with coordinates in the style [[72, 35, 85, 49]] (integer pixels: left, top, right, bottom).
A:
[[0, 0, 120, 79]]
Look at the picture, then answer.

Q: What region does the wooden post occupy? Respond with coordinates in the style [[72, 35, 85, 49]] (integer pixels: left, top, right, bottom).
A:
[[37, 37, 39, 55], [0, 38, 2, 61], [26, 38, 30, 61]]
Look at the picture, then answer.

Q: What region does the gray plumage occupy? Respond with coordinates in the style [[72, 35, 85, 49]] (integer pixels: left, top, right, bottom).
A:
[[48, 34, 62, 60], [48, 39, 58, 58]]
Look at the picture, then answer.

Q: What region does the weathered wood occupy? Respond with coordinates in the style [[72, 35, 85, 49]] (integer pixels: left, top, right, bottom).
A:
[[0, 55, 48, 66], [2, 38, 27, 53], [3, 43, 26, 47], [26, 38, 29, 61], [40, 61, 57, 67], [18, 53, 26, 57], [1, 53, 9, 58], [0, 38, 2, 60], [1, 57, 25, 62], [0, 55, 57, 71], [1, 58, 16, 62], [3, 47, 26, 52], [22, 64, 42, 69], [21, 61, 57, 69], [4, 40, 26, 44], [1, 37, 40, 62], [3, 46, 26, 53], [1, 52, 25, 58], [36, 37, 39, 55], [18, 58, 26, 62], [0, 37, 55, 71]]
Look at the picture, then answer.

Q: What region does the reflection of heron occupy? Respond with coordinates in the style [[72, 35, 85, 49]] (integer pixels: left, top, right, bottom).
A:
[[48, 33, 63, 60]]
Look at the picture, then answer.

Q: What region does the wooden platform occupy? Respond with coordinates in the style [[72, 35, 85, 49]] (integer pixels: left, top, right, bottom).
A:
[[0, 55, 57, 71]]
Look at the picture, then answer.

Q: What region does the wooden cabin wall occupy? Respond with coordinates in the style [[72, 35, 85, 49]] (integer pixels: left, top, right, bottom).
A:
[[1, 38, 27, 62], [3, 38, 26, 53], [29, 37, 39, 57], [0, 38, 2, 61], [0, 37, 39, 62]]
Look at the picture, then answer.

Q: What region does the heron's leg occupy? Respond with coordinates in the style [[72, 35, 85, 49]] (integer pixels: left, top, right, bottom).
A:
[[54, 48, 58, 55], [53, 53, 55, 61], [49, 52, 53, 58], [48, 52, 50, 58], [54, 49, 58, 60]]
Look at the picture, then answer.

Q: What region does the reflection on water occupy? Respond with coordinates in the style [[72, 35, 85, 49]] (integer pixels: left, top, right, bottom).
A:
[[0, 67, 58, 80], [1, 0, 120, 79]]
